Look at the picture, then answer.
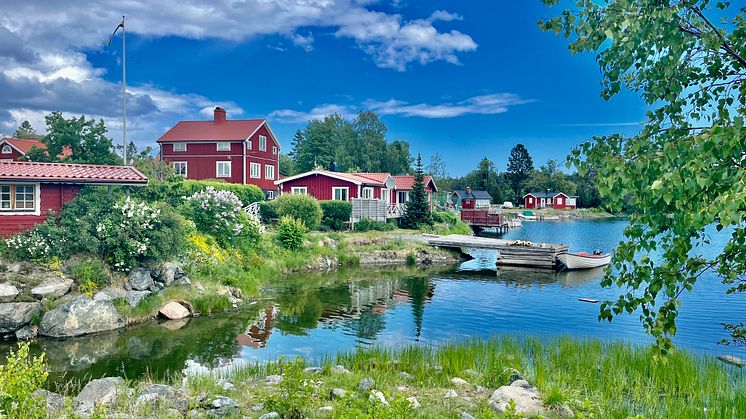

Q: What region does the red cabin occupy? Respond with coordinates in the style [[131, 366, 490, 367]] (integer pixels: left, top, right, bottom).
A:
[[0, 161, 147, 236], [0, 137, 72, 161], [157, 107, 280, 199], [523, 192, 577, 209]]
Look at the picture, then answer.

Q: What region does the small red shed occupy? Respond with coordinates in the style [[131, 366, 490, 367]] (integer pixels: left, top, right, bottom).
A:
[[0, 161, 148, 236]]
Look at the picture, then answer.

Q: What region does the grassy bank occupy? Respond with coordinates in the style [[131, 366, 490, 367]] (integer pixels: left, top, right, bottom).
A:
[[503, 207, 620, 220], [16, 336, 744, 418]]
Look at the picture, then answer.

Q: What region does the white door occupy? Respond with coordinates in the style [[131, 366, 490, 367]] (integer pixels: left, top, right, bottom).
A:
[[382, 188, 390, 205]]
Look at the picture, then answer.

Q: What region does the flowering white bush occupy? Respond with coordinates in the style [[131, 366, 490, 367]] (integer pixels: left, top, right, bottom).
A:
[[5, 230, 53, 259], [96, 197, 162, 271], [186, 187, 264, 248]]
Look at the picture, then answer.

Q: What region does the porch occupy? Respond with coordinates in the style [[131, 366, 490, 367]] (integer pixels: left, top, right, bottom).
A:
[[352, 198, 406, 222]]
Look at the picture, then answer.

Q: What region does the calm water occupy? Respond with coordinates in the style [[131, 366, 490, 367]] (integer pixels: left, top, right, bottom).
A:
[[9, 219, 746, 387]]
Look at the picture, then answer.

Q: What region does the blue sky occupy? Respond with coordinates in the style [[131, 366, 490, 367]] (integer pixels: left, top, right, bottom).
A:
[[0, 1, 647, 175]]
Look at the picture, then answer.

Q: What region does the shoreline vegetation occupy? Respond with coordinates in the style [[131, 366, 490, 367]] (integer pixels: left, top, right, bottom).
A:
[[7, 336, 745, 418]]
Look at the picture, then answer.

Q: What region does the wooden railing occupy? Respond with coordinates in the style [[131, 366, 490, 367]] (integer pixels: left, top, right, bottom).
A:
[[387, 203, 406, 218], [244, 202, 260, 219]]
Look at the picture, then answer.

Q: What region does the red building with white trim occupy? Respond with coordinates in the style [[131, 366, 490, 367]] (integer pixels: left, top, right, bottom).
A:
[[157, 107, 280, 198], [0, 161, 147, 236], [523, 191, 577, 209], [0, 137, 72, 161]]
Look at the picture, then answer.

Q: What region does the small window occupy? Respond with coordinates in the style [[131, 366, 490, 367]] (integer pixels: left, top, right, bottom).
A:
[[259, 135, 267, 151], [250, 162, 261, 178], [265, 164, 275, 180], [14, 186, 35, 210], [173, 143, 187, 152], [397, 191, 409, 203], [1, 145, 11, 154], [217, 142, 231, 151], [216, 161, 231, 178], [291, 187, 307, 195], [247, 140, 253, 150], [362, 187, 374, 199], [266, 190, 276, 200], [333, 187, 349, 201], [272, 146, 277, 155], [0, 186, 10, 209], [172, 162, 187, 177]]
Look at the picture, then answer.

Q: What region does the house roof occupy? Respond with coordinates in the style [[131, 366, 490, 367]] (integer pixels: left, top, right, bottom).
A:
[[0, 161, 147, 185], [452, 189, 492, 199], [1, 137, 72, 158], [523, 191, 570, 199], [274, 170, 391, 186], [393, 175, 437, 192], [157, 119, 266, 142]]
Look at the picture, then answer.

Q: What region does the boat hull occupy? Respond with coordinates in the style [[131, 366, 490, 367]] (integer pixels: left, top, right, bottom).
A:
[[558, 253, 611, 270]]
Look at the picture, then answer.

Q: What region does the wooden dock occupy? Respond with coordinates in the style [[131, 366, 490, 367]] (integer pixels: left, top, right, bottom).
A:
[[428, 234, 568, 269]]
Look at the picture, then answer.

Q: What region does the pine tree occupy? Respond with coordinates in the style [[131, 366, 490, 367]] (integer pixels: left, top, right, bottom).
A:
[[507, 144, 534, 195], [401, 154, 433, 229], [13, 121, 37, 139]]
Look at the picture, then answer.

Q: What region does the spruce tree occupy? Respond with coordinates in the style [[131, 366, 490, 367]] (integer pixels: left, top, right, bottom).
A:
[[13, 121, 37, 139], [401, 154, 433, 229]]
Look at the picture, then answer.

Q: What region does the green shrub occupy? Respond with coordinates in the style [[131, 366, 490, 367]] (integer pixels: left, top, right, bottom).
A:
[[70, 257, 109, 295], [273, 194, 323, 230], [137, 179, 264, 206], [433, 211, 459, 224], [263, 357, 317, 418], [320, 201, 352, 230], [276, 216, 307, 250], [0, 342, 48, 419], [259, 201, 279, 223], [354, 218, 396, 232]]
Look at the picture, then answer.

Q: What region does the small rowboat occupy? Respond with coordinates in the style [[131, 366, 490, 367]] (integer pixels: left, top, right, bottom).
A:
[[558, 252, 611, 270], [516, 211, 537, 221]]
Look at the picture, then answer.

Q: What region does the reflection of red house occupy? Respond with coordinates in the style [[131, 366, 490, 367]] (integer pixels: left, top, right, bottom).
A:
[[0, 161, 147, 236], [237, 306, 277, 349], [523, 192, 577, 209], [0, 137, 72, 161]]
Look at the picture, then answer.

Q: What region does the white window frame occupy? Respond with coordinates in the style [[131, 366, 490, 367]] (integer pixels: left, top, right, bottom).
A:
[[382, 188, 390, 204], [397, 191, 409, 203], [172, 161, 188, 177], [216, 161, 231, 178], [259, 135, 267, 151], [272, 146, 277, 155], [247, 140, 253, 150], [1, 145, 12, 154], [291, 187, 307, 195], [265, 164, 275, 180], [172, 143, 187, 152], [0, 183, 40, 216], [362, 187, 374, 199], [332, 187, 349, 201], [250, 162, 261, 179], [266, 190, 276, 200], [216, 142, 231, 151]]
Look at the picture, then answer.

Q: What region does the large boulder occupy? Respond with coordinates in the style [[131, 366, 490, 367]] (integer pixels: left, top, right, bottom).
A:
[[40, 296, 125, 338], [0, 283, 19, 302], [158, 301, 190, 320], [93, 287, 126, 302], [34, 389, 65, 412], [124, 290, 151, 307], [127, 268, 154, 291], [75, 377, 126, 415], [31, 278, 73, 299], [488, 379, 546, 416], [0, 302, 40, 333]]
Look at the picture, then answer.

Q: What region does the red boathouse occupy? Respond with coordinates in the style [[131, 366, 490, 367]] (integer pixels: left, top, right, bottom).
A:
[[0, 161, 148, 236]]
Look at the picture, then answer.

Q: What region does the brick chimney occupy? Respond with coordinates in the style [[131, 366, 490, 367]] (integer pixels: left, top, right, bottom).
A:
[[214, 107, 226, 124]]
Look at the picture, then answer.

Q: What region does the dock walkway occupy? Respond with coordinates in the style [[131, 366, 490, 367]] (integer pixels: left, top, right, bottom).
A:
[[427, 234, 568, 269]]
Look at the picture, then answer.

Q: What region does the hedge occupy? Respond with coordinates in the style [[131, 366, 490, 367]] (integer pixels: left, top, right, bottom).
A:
[[272, 194, 323, 230], [136, 179, 265, 206], [320, 201, 352, 230]]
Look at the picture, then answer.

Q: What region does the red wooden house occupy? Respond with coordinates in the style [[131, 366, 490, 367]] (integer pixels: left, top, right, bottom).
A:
[[157, 107, 280, 198], [0, 137, 72, 161], [0, 161, 147, 236], [523, 191, 577, 209], [274, 170, 437, 218]]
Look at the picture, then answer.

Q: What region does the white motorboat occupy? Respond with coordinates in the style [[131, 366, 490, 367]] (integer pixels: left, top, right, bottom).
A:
[[558, 252, 612, 270], [516, 211, 537, 221]]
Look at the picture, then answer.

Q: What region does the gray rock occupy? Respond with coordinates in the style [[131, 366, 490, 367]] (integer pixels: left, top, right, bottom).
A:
[[259, 412, 280, 419], [265, 374, 283, 385], [93, 287, 126, 302], [319, 405, 333, 412], [159, 301, 190, 320], [15, 324, 37, 340], [451, 377, 469, 386], [303, 366, 323, 375], [552, 403, 575, 418], [209, 396, 239, 417], [174, 276, 192, 286], [407, 396, 421, 409], [31, 278, 73, 299], [501, 367, 525, 384], [332, 364, 351, 374], [40, 296, 125, 338], [128, 268, 154, 291], [217, 379, 234, 390], [75, 377, 125, 415], [444, 389, 458, 399], [0, 283, 19, 301], [399, 371, 414, 381], [358, 377, 375, 391], [136, 384, 175, 405], [124, 290, 151, 307], [0, 302, 40, 333], [433, 365, 443, 372], [460, 413, 477, 419], [369, 390, 388, 406], [34, 389, 65, 412], [330, 388, 347, 399], [488, 379, 546, 416], [717, 354, 745, 367], [154, 263, 181, 286]]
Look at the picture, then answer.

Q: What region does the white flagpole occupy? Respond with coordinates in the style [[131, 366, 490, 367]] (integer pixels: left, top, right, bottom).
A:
[[122, 15, 127, 165]]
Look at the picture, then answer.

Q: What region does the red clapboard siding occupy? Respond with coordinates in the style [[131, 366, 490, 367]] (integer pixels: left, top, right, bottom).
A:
[[0, 184, 82, 236], [280, 175, 361, 200], [0, 148, 24, 161]]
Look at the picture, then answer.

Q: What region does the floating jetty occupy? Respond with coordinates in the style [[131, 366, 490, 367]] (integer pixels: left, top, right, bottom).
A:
[[428, 234, 569, 270]]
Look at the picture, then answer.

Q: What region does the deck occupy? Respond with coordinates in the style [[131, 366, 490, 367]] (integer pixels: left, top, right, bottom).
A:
[[428, 234, 569, 269]]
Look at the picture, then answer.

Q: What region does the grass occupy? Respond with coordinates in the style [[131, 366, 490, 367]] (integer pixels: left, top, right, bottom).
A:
[[36, 336, 744, 418]]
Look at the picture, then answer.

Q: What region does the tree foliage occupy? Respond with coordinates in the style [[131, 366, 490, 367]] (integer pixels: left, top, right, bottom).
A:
[[401, 155, 434, 229], [507, 144, 534, 194], [13, 121, 37, 139], [541, 0, 746, 353], [522, 160, 577, 197], [25, 112, 119, 165]]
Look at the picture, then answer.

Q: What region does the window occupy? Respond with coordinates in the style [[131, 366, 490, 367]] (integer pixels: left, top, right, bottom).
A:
[[250, 162, 261, 178], [362, 187, 374, 199], [1, 145, 11, 154], [259, 135, 267, 151], [272, 146, 277, 155], [528, 197, 533, 204], [247, 140, 252, 150], [217, 142, 231, 151], [397, 191, 409, 203], [172, 162, 187, 177], [0, 186, 10, 209], [216, 161, 231, 178], [0, 185, 37, 212], [266, 190, 275, 200], [14, 186, 34, 210], [333, 187, 349, 201], [173, 143, 187, 152], [265, 164, 275, 180], [291, 187, 307, 195]]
